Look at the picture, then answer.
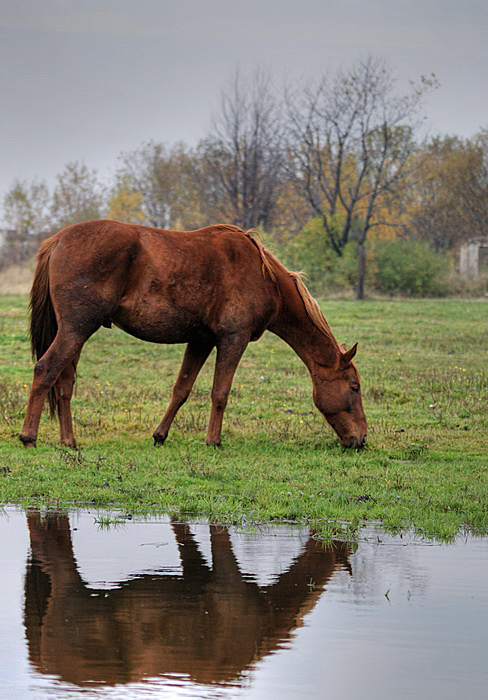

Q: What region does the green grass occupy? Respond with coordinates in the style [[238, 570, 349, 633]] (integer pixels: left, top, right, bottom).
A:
[[0, 295, 487, 541]]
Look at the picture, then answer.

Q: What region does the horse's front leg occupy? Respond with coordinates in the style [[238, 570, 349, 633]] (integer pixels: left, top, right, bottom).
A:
[[171, 518, 210, 575], [206, 335, 248, 447], [153, 340, 214, 445]]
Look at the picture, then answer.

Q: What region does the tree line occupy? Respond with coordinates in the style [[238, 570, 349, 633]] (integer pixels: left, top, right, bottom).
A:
[[2, 58, 487, 298]]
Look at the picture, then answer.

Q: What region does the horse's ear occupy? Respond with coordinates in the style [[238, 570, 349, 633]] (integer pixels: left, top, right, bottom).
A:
[[340, 342, 358, 368], [339, 342, 347, 352]]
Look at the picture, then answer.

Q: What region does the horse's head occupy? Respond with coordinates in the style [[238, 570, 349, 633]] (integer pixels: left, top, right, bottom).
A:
[[312, 343, 367, 449]]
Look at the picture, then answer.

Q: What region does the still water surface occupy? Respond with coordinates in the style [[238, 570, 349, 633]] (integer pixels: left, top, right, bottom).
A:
[[1, 506, 487, 699]]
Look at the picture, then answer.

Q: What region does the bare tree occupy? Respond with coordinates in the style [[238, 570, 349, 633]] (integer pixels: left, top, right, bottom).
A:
[[1, 178, 51, 268], [286, 58, 436, 298], [51, 161, 105, 230], [3, 178, 50, 236], [201, 70, 284, 231]]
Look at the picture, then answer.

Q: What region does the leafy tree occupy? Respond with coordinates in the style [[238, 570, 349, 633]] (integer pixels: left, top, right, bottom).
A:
[[410, 134, 488, 250], [107, 175, 146, 224], [115, 141, 204, 230]]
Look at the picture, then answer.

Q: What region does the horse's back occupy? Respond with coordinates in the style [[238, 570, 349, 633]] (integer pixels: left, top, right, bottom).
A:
[[47, 220, 279, 343], [119, 223, 280, 342]]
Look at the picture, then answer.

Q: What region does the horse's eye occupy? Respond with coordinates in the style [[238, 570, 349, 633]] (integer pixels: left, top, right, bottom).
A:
[[351, 384, 360, 393]]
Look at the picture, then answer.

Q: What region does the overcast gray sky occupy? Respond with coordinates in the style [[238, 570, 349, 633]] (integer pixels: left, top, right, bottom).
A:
[[1, 0, 487, 211]]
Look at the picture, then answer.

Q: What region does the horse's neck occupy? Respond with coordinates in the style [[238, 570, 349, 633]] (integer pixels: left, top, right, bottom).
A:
[[270, 281, 339, 372]]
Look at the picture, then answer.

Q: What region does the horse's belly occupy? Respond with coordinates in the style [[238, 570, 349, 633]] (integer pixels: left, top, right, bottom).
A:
[[112, 304, 204, 344]]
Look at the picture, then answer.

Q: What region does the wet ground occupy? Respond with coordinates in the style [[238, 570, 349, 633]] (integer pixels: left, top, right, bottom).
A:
[[1, 506, 487, 699]]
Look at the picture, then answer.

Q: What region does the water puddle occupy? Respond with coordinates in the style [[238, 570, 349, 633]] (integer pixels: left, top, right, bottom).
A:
[[1, 506, 487, 699]]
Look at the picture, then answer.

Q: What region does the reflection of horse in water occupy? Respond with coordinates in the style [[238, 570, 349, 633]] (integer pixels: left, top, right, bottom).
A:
[[24, 512, 352, 688]]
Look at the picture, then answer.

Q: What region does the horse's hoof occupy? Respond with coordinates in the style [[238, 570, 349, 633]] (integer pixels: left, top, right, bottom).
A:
[[206, 440, 222, 448], [153, 433, 167, 446], [59, 439, 77, 449], [19, 434, 36, 448]]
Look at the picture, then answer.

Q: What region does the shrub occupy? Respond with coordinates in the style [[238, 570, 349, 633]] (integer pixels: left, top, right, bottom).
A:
[[282, 217, 376, 295], [374, 239, 450, 296]]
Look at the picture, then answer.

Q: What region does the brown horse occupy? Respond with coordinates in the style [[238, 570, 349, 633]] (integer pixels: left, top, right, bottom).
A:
[[19, 220, 367, 449]]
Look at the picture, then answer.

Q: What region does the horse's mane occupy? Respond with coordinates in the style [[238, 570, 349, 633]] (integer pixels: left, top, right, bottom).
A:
[[222, 225, 338, 347], [217, 225, 277, 283], [287, 271, 339, 347]]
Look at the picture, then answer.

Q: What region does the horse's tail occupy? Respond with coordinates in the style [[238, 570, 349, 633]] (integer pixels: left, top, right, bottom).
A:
[[29, 235, 60, 417]]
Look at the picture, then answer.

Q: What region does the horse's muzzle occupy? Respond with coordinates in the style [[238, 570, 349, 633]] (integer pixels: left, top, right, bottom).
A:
[[341, 434, 367, 449]]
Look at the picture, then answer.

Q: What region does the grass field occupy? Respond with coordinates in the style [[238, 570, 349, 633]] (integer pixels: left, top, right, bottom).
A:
[[0, 294, 486, 541]]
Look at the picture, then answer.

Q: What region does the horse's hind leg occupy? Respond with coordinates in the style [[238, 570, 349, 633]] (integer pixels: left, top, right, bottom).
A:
[[20, 331, 86, 448], [54, 352, 80, 448], [153, 340, 214, 445]]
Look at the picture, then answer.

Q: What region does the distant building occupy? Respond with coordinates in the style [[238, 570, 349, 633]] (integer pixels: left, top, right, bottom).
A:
[[459, 238, 488, 278]]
